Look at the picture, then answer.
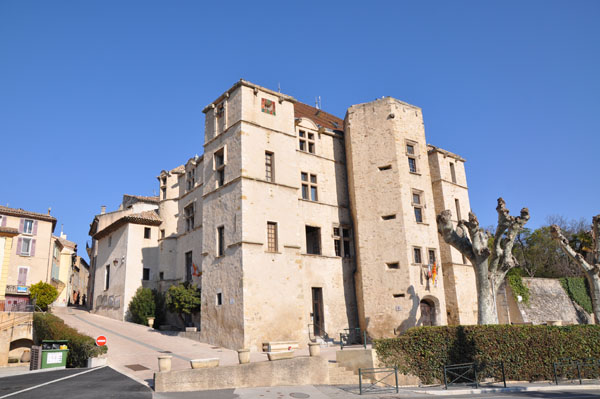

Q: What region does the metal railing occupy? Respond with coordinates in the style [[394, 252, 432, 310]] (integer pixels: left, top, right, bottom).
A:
[[358, 367, 398, 395], [340, 328, 367, 350], [553, 358, 600, 385], [5, 285, 30, 295], [443, 361, 506, 389]]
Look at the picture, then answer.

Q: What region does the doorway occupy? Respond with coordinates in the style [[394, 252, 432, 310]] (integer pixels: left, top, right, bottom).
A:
[[312, 287, 324, 337], [420, 299, 435, 326]]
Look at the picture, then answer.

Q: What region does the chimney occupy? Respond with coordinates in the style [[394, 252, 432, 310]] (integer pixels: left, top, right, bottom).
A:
[[47, 207, 51, 215], [101, 205, 106, 214]]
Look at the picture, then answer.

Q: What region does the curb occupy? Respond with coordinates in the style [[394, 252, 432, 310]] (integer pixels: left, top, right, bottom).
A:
[[416, 384, 600, 395]]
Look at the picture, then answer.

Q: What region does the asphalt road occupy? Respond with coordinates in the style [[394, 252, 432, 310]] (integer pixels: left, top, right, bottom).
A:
[[0, 366, 151, 399]]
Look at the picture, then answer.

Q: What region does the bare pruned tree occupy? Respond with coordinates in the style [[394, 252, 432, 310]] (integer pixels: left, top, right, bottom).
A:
[[437, 198, 530, 324], [551, 215, 600, 324]]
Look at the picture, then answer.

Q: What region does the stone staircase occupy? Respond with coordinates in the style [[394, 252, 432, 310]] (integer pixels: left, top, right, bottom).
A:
[[328, 362, 359, 384]]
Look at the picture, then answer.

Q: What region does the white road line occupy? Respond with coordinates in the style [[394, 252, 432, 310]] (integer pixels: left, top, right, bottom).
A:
[[0, 366, 106, 399]]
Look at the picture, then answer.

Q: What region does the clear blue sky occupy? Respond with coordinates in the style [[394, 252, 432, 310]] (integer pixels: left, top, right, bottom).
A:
[[1, 1, 598, 260]]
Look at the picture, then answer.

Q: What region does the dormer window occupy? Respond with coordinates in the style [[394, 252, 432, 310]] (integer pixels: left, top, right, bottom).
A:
[[187, 168, 196, 191], [216, 103, 225, 118], [299, 130, 315, 154]]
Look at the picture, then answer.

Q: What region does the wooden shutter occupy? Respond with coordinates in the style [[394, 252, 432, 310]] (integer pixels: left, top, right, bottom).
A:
[[18, 268, 27, 285], [16, 237, 22, 254], [19, 219, 24, 233], [30, 239, 36, 257], [33, 221, 38, 235]]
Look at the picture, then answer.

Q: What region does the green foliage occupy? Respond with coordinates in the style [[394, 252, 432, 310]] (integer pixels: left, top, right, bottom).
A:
[[165, 282, 201, 322], [29, 281, 58, 311], [128, 287, 157, 325], [33, 313, 107, 368], [560, 277, 593, 314], [374, 325, 600, 384], [506, 271, 530, 304]]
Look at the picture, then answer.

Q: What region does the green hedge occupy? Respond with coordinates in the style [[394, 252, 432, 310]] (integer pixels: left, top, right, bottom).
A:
[[33, 313, 107, 368], [374, 325, 600, 384], [560, 277, 593, 314]]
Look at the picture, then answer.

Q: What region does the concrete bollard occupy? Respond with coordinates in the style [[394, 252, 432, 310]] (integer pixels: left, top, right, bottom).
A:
[[237, 349, 250, 364], [158, 355, 172, 372], [308, 342, 320, 357]]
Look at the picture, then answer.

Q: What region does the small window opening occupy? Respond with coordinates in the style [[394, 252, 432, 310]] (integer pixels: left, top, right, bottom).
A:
[[378, 165, 392, 171], [387, 262, 400, 269], [393, 293, 405, 298], [382, 215, 396, 220], [305, 226, 321, 255]]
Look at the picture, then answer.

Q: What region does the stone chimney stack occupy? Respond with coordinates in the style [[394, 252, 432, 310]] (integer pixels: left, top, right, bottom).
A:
[[101, 205, 106, 214]]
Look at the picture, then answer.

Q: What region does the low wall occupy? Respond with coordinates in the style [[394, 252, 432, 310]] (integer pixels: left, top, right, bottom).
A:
[[154, 356, 329, 392], [336, 348, 420, 386], [0, 312, 33, 367]]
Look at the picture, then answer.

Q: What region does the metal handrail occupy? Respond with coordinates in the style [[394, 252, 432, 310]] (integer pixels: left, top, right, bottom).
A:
[[358, 367, 398, 395]]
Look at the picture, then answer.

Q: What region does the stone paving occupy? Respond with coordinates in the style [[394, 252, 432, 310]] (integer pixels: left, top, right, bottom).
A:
[[53, 307, 345, 386]]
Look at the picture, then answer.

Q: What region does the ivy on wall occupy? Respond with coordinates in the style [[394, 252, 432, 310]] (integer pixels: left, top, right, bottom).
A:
[[506, 273, 530, 304], [560, 277, 593, 314]]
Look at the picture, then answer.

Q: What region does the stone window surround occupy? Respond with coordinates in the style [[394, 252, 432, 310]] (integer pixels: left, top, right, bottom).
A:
[[412, 246, 422, 264], [301, 172, 318, 202], [406, 139, 419, 174], [298, 129, 316, 154], [213, 146, 227, 189], [332, 224, 352, 258], [266, 221, 278, 253], [412, 189, 425, 224]]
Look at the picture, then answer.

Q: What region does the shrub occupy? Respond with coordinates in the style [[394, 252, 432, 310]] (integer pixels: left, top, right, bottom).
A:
[[166, 282, 201, 324], [506, 272, 530, 304], [374, 324, 600, 384], [33, 313, 107, 368], [128, 287, 156, 325], [560, 277, 593, 314], [29, 281, 58, 311]]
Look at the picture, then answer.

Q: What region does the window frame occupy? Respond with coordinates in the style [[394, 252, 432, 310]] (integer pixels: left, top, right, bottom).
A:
[[265, 151, 274, 182], [428, 249, 437, 266], [406, 141, 418, 174], [450, 162, 457, 183], [22, 219, 34, 235], [267, 221, 278, 253], [413, 247, 422, 264], [142, 268, 150, 281], [104, 264, 110, 290], [144, 227, 151, 239], [184, 203, 195, 232], [298, 130, 316, 154], [300, 172, 318, 201], [333, 225, 352, 258], [412, 190, 424, 224], [305, 225, 322, 255], [217, 225, 225, 257], [214, 147, 226, 188]]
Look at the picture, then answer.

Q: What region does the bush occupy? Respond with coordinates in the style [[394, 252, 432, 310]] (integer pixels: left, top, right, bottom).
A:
[[166, 282, 201, 324], [128, 287, 156, 325], [506, 272, 530, 304], [560, 277, 593, 314], [33, 313, 107, 368], [29, 281, 58, 311], [374, 324, 600, 384]]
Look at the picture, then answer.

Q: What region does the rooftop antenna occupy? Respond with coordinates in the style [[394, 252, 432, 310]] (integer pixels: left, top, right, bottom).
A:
[[278, 82, 281, 93], [315, 96, 321, 110], [60, 224, 63, 235]]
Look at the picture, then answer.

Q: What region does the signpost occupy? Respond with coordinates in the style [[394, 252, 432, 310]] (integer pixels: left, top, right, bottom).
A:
[[96, 336, 107, 346]]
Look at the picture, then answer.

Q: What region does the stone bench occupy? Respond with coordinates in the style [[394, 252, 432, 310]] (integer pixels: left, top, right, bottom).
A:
[[262, 341, 299, 352]]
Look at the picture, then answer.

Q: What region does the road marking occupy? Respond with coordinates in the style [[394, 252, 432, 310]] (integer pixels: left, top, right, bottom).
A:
[[71, 314, 190, 361], [0, 366, 106, 398]]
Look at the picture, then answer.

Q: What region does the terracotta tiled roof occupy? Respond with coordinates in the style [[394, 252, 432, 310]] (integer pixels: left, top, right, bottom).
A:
[[0, 227, 19, 236], [0, 205, 57, 229], [294, 102, 344, 134], [123, 194, 160, 204], [94, 210, 162, 240], [54, 236, 77, 249]]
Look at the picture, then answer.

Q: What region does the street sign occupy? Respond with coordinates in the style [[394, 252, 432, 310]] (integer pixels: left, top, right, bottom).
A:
[[96, 336, 107, 346]]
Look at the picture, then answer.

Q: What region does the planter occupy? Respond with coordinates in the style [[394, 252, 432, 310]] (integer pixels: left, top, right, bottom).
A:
[[308, 342, 320, 357], [237, 349, 250, 364], [190, 358, 219, 369], [267, 350, 294, 361], [158, 355, 172, 372], [147, 317, 155, 328], [87, 356, 108, 368]]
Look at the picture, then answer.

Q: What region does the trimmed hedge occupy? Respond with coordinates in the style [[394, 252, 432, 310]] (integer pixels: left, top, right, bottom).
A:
[[374, 325, 600, 384], [33, 313, 107, 368]]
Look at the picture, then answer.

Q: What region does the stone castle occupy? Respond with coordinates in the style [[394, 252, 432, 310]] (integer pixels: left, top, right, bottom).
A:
[[88, 80, 478, 351]]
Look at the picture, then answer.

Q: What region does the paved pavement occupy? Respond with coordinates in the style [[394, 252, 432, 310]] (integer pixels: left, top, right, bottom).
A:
[[53, 307, 343, 386]]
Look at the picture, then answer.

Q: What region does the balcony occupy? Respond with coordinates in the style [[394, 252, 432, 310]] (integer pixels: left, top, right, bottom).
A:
[[5, 285, 30, 296]]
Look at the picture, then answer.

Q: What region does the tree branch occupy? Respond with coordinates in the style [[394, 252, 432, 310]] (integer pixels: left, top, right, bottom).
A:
[[593, 215, 600, 266], [463, 212, 490, 259], [436, 209, 476, 261], [488, 198, 529, 274], [551, 224, 595, 273]]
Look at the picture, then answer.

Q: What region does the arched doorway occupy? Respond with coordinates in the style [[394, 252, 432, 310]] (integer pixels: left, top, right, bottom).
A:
[[420, 299, 435, 326]]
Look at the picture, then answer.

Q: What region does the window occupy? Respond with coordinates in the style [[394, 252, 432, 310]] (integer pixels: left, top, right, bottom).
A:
[[160, 229, 165, 239], [216, 102, 225, 118], [22, 219, 34, 234], [412, 192, 424, 223], [214, 148, 225, 188], [333, 226, 352, 257], [378, 165, 392, 171], [450, 162, 457, 183], [267, 222, 278, 252], [187, 168, 195, 191], [387, 262, 400, 269], [305, 226, 321, 255], [265, 151, 274, 182], [382, 214, 396, 220], [298, 130, 315, 154], [108, 236, 112, 247], [413, 247, 422, 264], [159, 272, 164, 280], [455, 198, 462, 220], [407, 143, 417, 173], [301, 172, 318, 201], [144, 227, 151, 239], [17, 267, 28, 285], [428, 249, 436, 265], [161, 177, 167, 199], [143, 268, 150, 281], [185, 251, 193, 281], [105, 265, 110, 290], [216, 292, 223, 306], [217, 226, 225, 257], [184, 203, 195, 232], [393, 293, 405, 298], [20, 237, 32, 256]]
